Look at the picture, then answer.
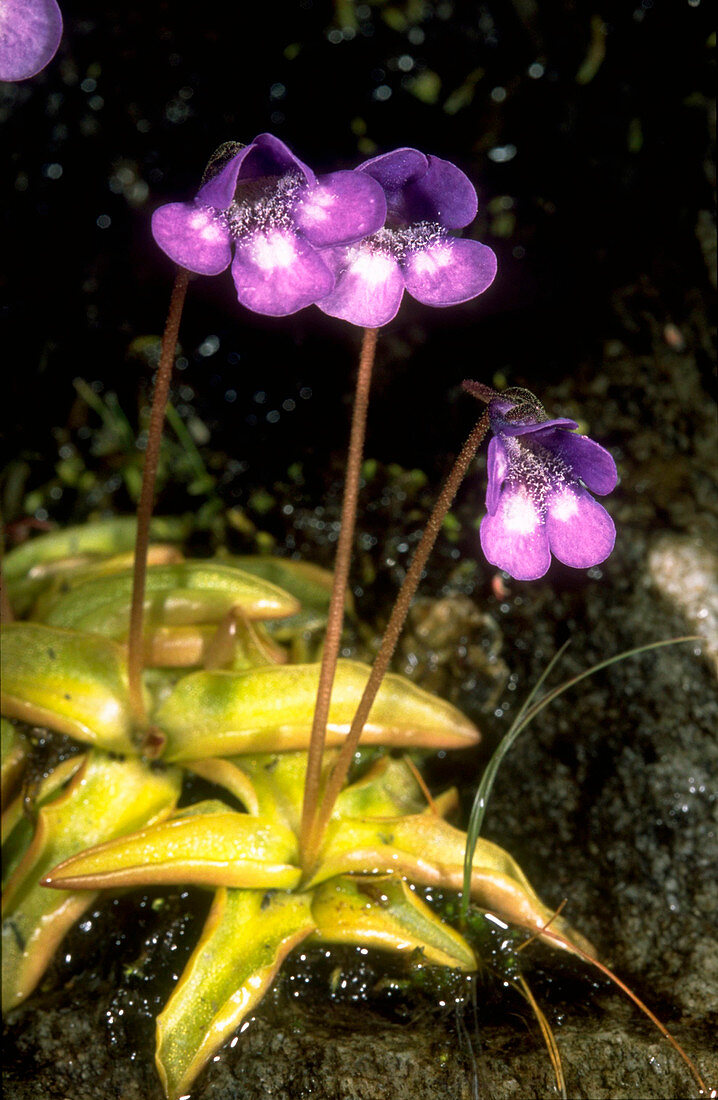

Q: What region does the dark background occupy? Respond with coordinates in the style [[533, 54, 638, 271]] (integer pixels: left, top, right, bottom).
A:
[[1, 0, 714, 521]]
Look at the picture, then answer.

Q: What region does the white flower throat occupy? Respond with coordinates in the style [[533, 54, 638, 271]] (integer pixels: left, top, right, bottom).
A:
[[504, 435, 573, 512], [364, 219, 447, 261], [221, 173, 303, 238]]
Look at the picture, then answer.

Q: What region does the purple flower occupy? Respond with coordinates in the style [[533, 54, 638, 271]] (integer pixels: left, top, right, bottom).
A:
[[315, 147, 497, 328], [151, 134, 387, 317], [0, 0, 62, 82], [477, 388, 617, 581]]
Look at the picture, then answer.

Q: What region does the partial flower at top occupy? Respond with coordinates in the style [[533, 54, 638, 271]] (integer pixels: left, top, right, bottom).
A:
[[0, 0, 62, 81], [470, 385, 617, 581], [151, 134, 387, 317], [316, 147, 498, 328]]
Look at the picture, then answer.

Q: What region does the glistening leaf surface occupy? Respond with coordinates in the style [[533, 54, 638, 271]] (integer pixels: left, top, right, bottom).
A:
[[155, 888, 315, 1100], [310, 814, 594, 958], [43, 807, 302, 891], [1, 752, 181, 1010], [311, 874, 477, 970], [156, 658, 480, 760], [1, 623, 137, 753], [40, 561, 300, 635], [2, 516, 189, 583]]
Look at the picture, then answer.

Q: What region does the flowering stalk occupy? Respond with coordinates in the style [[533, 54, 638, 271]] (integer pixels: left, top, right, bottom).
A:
[[301, 408, 490, 876], [299, 327, 378, 865], [0, 573, 13, 623], [127, 265, 190, 726]]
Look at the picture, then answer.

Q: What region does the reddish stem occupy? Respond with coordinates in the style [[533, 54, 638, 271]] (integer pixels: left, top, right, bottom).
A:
[[0, 572, 14, 623], [302, 409, 490, 873], [126, 266, 190, 726], [299, 327, 378, 866]]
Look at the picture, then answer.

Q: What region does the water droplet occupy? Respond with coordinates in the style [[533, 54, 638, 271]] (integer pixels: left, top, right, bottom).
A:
[[488, 144, 517, 163]]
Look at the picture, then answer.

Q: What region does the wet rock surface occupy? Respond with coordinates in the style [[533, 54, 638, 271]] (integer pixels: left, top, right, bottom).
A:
[[3, 996, 714, 1100]]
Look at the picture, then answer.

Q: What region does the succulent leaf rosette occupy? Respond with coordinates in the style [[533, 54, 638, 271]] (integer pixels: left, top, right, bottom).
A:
[[1, 520, 593, 1100]]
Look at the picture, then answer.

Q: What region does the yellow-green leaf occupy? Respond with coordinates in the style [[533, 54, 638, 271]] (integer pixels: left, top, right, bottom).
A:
[[183, 758, 260, 815], [3, 516, 189, 583], [180, 754, 430, 837], [1, 718, 28, 807], [224, 555, 355, 660], [311, 875, 477, 970], [309, 814, 594, 958], [201, 607, 287, 671], [228, 555, 339, 614], [9, 544, 185, 618], [333, 756, 425, 819], [1, 623, 138, 754], [156, 888, 315, 1100], [156, 659, 480, 761], [2, 756, 86, 885], [43, 809, 301, 892], [229, 752, 311, 831], [40, 561, 300, 637], [1, 751, 181, 1010]]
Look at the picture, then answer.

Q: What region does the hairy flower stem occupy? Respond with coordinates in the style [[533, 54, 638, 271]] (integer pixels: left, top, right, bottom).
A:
[[302, 409, 490, 875], [0, 573, 13, 623], [299, 327, 379, 866], [0, 519, 14, 622], [127, 266, 190, 726]]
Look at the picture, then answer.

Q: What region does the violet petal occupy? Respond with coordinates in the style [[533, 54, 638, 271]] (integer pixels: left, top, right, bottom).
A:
[[494, 414, 579, 438], [231, 228, 334, 316], [315, 245, 405, 327], [359, 147, 429, 223], [402, 237, 497, 307], [358, 147, 429, 194], [151, 202, 232, 275], [292, 171, 387, 248], [545, 485, 616, 569], [480, 484, 551, 580], [197, 133, 314, 209], [485, 436, 508, 516], [240, 132, 315, 184], [0, 0, 62, 82], [195, 146, 256, 210], [532, 428, 618, 495], [403, 155, 478, 228]]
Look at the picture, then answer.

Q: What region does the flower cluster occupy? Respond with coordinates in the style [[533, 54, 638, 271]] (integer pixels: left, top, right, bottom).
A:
[[469, 385, 617, 581], [151, 138, 618, 582], [151, 134, 497, 322], [0, 0, 62, 82]]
